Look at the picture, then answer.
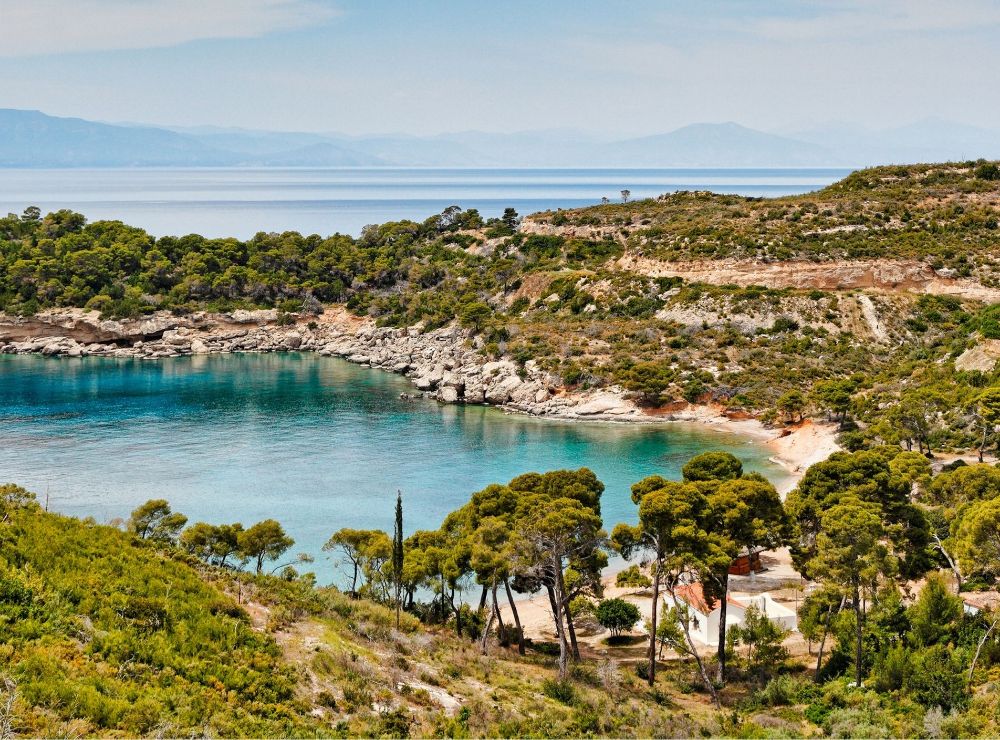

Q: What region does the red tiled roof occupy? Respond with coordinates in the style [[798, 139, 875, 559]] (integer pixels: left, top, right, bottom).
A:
[[673, 582, 743, 614], [961, 591, 1000, 611], [673, 583, 712, 614]]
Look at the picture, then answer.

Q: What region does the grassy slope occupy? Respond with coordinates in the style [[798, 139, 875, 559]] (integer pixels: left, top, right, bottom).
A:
[[0, 505, 318, 737], [8, 497, 1000, 739], [1, 503, 735, 738]]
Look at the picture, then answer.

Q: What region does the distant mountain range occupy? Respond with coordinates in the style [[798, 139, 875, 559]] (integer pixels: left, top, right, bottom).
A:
[[3, 108, 1000, 168]]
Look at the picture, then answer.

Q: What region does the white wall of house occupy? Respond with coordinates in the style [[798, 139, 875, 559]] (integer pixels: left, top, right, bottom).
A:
[[679, 592, 796, 646], [741, 593, 798, 632]]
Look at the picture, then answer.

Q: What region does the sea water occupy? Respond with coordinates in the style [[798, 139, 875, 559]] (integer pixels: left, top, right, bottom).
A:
[[0, 166, 849, 238], [0, 354, 789, 582]]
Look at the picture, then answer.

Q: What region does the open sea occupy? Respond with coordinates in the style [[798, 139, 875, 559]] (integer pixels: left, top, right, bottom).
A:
[[0, 166, 849, 238]]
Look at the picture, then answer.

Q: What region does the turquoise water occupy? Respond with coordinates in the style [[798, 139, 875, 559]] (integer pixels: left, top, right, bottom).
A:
[[0, 167, 849, 238], [0, 354, 788, 581]]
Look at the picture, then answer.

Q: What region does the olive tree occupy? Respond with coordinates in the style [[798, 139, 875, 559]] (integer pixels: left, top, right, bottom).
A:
[[596, 598, 641, 637]]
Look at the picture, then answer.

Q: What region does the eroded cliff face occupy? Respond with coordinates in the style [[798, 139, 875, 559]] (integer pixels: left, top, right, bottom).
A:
[[0, 308, 283, 345], [522, 211, 1000, 303], [614, 255, 1000, 303]]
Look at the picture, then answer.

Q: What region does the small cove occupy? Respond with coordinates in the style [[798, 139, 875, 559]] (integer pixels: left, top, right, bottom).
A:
[[0, 353, 790, 582]]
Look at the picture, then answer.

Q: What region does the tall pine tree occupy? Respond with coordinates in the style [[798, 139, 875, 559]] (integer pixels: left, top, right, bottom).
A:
[[393, 490, 404, 629]]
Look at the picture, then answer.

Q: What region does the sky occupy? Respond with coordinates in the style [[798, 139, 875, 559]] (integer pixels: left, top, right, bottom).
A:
[[1, 0, 999, 136]]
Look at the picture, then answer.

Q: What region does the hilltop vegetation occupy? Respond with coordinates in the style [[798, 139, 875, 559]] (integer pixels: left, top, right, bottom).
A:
[[531, 160, 1000, 275], [5, 161, 1000, 319]]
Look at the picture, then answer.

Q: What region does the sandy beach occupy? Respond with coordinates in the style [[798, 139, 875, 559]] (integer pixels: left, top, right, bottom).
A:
[[500, 547, 809, 652], [666, 404, 840, 494]]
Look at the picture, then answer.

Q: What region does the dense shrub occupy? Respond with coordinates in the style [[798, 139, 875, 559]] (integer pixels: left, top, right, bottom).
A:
[[595, 598, 641, 637], [0, 502, 316, 737]]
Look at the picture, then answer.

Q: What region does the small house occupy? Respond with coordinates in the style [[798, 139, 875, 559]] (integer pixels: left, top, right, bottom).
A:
[[961, 591, 1000, 616], [671, 582, 797, 646], [729, 552, 763, 576]]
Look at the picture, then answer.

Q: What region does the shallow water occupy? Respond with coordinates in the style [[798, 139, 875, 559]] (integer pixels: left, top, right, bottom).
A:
[[0, 167, 849, 238], [0, 354, 789, 581]]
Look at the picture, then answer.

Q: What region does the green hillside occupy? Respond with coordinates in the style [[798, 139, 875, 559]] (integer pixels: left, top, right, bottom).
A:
[[5, 162, 1000, 456], [0, 483, 736, 738], [531, 160, 1000, 270], [0, 487, 316, 737]]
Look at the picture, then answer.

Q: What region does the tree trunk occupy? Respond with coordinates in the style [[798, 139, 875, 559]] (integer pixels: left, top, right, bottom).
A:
[[491, 584, 507, 646], [550, 555, 570, 680], [814, 598, 842, 682], [505, 578, 526, 655], [669, 589, 720, 708], [716, 570, 730, 684], [545, 584, 578, 662], [351, 562, 359, 596], [933, 532, 964, 594], [479, 584, 488, 612], [556, 566, 581, 661], [449, 588, 462, 637], [648, 563, 660, 687], [853, 582, 863, 687], [546, 585, 559, 623], [565, 605, 581, 661], [480, 606, 496, 655], [969, 614, 1000, 682]]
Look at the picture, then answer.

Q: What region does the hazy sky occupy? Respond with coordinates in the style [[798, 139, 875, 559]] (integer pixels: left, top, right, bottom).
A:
[[1, 0, 999, 135]]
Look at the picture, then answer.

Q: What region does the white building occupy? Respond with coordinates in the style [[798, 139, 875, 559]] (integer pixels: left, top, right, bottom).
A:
[[672, 582, 798, 646], [961, 591, 1000, 616]]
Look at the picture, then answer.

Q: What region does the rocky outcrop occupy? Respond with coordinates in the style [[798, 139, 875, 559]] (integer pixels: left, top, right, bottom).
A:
[[955, 339, 1000, 373], [0, 308, 655, 422], [0, 308, 281, 345]]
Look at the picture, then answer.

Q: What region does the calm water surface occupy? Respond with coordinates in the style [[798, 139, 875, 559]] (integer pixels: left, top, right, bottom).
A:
[[0, 167, 849, 238], [0, 354, 789, 581]]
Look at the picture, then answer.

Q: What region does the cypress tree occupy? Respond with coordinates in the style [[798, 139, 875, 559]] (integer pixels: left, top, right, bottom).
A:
[[393, 490, 404, 629]]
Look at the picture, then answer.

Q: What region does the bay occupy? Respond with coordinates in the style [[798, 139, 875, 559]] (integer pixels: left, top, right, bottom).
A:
[[0, 167, 850, 238], [0, 354, 790, 582]]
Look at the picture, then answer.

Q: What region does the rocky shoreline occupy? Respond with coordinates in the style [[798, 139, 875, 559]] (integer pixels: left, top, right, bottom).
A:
[[0, 307, 840, 480], [0, 308, 656, 422]]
